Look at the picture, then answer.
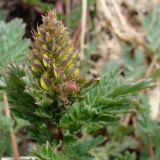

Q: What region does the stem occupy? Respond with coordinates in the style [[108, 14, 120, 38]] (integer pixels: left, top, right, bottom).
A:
[[149, 137, 154, 160], [132, 114, 139, 138], [80, 0, 87, 60], [145, 55, 158, 78], [3, 93, 20, 160], [56, 0, 64, 14], [73, 22, 81, 48], [122, 113, 132, 127]]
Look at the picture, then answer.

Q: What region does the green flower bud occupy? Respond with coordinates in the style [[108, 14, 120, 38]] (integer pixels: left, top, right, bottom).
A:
[[29, 10, 80, 95]]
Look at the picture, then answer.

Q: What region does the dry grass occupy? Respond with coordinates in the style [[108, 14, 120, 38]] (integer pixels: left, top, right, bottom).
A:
[[93, 0, 160, 121], [93, 0, 159, 73]]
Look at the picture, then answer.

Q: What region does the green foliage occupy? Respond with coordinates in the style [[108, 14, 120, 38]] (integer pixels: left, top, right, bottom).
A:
[[138, 95, 160, 160], [143, 7, 160, 55], [65, 136, 104, 160], [104, 45, 146, 79], [91, 93, 160, 160], [33, 136, 104, 160], [1, 65, 53, 143], [33, 143, 67, 160], [60, 72, 151, 134], [91, 125, 138, 160], [0, 9, 155, 160], [1, 64, 151, 147], [97, 7, 160, 159], [1, 12, 151, 149], [0, 18, 30, 157], [122, 46, 146, 78], [0, 18, 30, 66]]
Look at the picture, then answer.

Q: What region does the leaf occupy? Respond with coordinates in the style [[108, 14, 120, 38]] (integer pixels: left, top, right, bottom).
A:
[[143, 7, 160, 55], [0, 18, 30, 66], [33, 137, 104, 160], [65, 136, 104, 160], [33, 143, 67, 160]]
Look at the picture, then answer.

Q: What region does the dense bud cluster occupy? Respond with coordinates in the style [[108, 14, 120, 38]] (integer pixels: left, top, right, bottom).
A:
[[29, 11, 79, 91]]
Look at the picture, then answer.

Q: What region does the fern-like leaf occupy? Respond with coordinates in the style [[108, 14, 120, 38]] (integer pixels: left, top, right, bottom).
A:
[[0, 18, 30, 66]]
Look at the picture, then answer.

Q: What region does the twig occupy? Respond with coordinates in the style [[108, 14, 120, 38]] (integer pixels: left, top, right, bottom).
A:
[[3, 93, 20, 160], [99, 0, 142, 43], [145, 55, 158, 78], [111, 0, 129, 30], [98, 0, 156, 57], [73, 22, 81, 48], [80, 0, 87, 60], [122, 113, 132, 126], [149, 137, 154, 160], [132, 114, 139, 138]]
